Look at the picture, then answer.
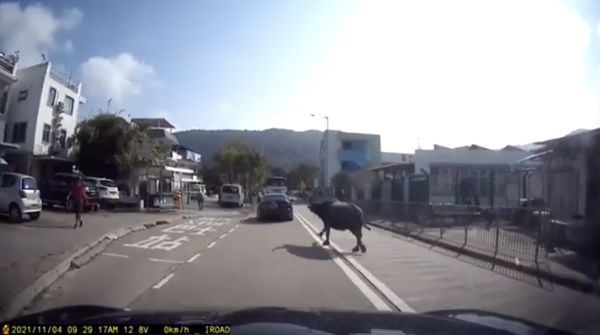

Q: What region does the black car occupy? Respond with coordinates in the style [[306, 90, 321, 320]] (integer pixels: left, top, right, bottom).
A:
[[39, 172, 99, 212], [257, 193, 293, 221]]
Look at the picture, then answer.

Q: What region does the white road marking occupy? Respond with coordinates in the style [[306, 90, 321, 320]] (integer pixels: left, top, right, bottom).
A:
[[219, 233, 227, 239], [152, 273, 175, 289], [207, 241, 217, 248], [101, 252, 129, 258], [295, 213, 391, 312], [228, 228, 235, 233], [187, 253, 202, 263], [296, 212, 415, 313], [149, 258, 184, 264]]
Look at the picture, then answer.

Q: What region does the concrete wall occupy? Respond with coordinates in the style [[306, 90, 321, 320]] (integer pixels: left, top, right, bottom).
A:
[[322, 131, 381, 184], [6, 63, 47, 152], [414, 148, 531, 174], [6, 62, 83, 156]]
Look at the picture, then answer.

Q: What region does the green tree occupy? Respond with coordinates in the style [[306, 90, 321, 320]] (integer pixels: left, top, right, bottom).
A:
[[201, 165, 222, 194], [287, 164, 318, 191], [74, 111, 169, 180], [214, 140, 269, 189], [270, 167, 286, 177], [332, 171, 353, 200]]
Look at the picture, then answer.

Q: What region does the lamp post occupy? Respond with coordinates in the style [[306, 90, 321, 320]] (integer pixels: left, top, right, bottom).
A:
[[309, 114, 330, 191]]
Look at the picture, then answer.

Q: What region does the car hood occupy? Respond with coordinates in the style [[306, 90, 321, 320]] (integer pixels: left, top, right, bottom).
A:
[[6, 306, 575, 335]]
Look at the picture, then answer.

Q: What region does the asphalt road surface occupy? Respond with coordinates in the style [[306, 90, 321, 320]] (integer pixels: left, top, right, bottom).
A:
[[25, 204, 600, 334]]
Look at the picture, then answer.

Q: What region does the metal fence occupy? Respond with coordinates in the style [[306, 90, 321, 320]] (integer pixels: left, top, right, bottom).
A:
[[356, 200, 556, 262]]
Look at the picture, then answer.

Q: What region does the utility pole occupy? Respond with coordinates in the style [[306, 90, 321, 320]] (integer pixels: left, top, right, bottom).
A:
[[310, 114, 330, 192]]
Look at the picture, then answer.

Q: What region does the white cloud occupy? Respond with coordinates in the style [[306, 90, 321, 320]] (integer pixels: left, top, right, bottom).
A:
[[288, 0, 599, 151], [81, 53, 160, 102], [0, 2, 82, 66], [60, 8, 83, 29], [64, 39, 74, 53], [218, 103, 233, 112]]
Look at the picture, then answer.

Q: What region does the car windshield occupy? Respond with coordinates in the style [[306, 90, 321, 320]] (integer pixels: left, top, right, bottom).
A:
[[100, 180, 116, 187], [21, 177, 38, 190], [262, 194, 287, 202], [6, 2, 600, 334], [222, 185, 239, 193]]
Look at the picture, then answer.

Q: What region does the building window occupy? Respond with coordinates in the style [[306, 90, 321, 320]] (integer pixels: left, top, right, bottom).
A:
[[1, 174, 17, 188], [42, 124, 51, 143], [342, 141, 352, 150], [63, 95, 74, 115], [12, 122, 27, 143], [59, 129, 67, 148], [18, 90, 28, 101], [0, 90, 7, 114], [47, 87, 57, 106]]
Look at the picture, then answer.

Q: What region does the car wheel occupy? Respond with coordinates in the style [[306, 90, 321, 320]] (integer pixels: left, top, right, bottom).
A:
[[9, 204, 22, 223], [29, 212, 41, 220], [287, 211, 294, 221]]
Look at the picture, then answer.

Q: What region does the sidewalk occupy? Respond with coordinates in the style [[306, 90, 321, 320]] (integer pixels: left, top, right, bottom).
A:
[[369, 219, 600, 296], [297, 207, 600, 334], [0, 209, 198, 319]]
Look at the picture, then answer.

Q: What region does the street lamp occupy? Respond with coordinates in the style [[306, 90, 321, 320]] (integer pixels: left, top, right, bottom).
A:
[[309, 114, 330, 190]]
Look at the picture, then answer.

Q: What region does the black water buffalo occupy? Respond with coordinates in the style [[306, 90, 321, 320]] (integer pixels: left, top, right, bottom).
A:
[[308, 200, 371, 253]]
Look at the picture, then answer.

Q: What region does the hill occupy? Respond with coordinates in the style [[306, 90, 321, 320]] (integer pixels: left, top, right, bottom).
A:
[[174, 128, 323, 170]]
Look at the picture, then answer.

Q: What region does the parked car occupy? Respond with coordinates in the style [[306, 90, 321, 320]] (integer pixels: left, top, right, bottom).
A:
[[219, 184, 245, 208], [84, 177, 120, 208], [257, 192, 293, 221], [39, 172, 99, 212], [0, 172, 42, 222]]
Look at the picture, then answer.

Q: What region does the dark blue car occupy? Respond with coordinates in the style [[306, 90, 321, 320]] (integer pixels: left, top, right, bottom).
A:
[[257, 193, 293, 221]]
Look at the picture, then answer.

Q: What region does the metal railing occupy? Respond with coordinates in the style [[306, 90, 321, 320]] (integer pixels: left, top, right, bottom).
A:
[[0, 56, 15, 75], [356, 200, 555, 262], [49, 69, 79, 93]]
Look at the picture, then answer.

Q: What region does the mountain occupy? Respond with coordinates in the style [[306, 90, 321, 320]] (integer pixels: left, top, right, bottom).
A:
[[174, 128, 323, 170]]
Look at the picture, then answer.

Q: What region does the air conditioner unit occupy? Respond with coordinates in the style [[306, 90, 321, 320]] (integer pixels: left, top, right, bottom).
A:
[[55, 102, 65, 112], [34, 144, 45, 155]]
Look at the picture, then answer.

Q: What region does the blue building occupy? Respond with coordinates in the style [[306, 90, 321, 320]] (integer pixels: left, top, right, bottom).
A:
[[319, 130, 381, 186]]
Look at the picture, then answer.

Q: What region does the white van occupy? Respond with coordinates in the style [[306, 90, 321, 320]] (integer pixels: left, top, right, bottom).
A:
[[219, 184, 244, 208]]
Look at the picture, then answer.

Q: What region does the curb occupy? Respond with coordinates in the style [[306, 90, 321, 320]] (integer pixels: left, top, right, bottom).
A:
[[2, 216, 181, 321], [369, 221, 600, 296]]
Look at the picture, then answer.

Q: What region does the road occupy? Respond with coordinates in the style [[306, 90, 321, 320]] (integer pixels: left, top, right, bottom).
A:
[[25, 204, 600, 334]]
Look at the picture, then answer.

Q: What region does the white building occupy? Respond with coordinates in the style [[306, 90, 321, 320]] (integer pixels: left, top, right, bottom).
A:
[[0, 51, 19, 150], [319, 130, 381, 186], [381, 152, 414, 165], [5, 62, 85, 157], [414, 144, 536, 207]]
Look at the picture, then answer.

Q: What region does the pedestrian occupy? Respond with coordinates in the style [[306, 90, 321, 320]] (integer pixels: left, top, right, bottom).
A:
[[69, 176, 87, 229], [197, 190, 204, 210]]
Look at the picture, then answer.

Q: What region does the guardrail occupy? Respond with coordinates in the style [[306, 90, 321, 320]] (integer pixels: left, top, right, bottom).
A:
[[355, 200, 555, 262]]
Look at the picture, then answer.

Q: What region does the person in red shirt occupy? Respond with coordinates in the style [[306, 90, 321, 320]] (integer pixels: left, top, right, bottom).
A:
[[70, 176, 87, 229]]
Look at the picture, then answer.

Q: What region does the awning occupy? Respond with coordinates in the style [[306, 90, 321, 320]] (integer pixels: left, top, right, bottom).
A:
[[164, 166, 194, 174], [182, 177, 202, 183]]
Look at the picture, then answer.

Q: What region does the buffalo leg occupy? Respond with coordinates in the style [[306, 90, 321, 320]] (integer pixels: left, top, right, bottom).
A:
[[351, 229, 362, 252], [318, 227, 326, 238], [322, 227, 331, 246]]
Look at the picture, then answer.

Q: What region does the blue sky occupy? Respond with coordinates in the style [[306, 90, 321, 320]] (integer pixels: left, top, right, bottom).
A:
[[1, 0, 599, 152]]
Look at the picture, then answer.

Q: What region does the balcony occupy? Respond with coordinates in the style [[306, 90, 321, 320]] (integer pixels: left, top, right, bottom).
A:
[[0, 54, 17, 85]]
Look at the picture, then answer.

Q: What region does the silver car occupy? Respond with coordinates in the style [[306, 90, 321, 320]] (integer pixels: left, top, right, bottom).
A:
[[0, 172, 42, 222]]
